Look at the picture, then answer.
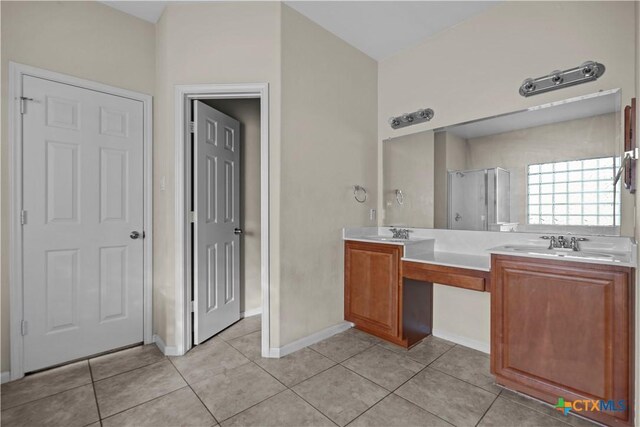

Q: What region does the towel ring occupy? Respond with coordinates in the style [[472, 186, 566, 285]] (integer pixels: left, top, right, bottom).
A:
[[395, 189, 404, 205], [354, 185, 367, 203]]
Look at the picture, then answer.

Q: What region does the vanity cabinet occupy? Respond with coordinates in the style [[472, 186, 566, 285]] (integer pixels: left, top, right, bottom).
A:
[[491, 255, 634, 427], [344, 241, 404, 345]]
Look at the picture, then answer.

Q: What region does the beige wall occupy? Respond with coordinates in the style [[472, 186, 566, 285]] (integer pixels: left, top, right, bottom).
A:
[[383, 131, 434, 227], [278, 6, 378, 346], [203, 99, 262, 314], [378, 1, 637, 350], [433, 132, 469, 228], [379, 2, 636, 141], [154, 2, 282, 347], [1, 1, 155, 373]]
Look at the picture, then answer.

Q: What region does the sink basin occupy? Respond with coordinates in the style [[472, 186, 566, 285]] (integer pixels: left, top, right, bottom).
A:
[[494, 245, 625, 262], [363, 236, 409, 242]]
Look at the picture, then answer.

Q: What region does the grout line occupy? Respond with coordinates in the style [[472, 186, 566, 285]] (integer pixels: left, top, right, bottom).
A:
[[499, 389, 595, 426], [249, 360, 289, 389], [288, 385, 341, 427], [0, 381, 93, 412], [299, 362, 391, 425], [218, 388, 294, 424], [474, 392, 500, 427], [166, 357, 219, 425], [96, 360, 198, 421], [98, 385, 192, 422], [92, 359, 169, 386], [87, 360, 103, 422], [391, 394, 455, 427], [218, 327, 262, 343], [89, 356, 168, 383]]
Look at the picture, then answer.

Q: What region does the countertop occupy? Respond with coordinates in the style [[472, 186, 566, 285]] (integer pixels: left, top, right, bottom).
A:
[[402, 251, 491, 272]]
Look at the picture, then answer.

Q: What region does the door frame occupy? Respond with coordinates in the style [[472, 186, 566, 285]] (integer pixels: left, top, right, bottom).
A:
[[174, 83, 273, 358], [8, 62, 154, 380]]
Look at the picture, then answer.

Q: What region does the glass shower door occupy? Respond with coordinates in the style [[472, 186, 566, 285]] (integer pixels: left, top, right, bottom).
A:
[[448, 170, 487, 230]]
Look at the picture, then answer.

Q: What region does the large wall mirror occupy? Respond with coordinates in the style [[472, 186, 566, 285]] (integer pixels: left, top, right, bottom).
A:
[[383, 89, 634, 236]]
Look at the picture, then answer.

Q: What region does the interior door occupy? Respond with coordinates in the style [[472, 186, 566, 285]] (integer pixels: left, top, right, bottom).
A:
[[193, 101, 241, 345], [21, 75, 145, 372]]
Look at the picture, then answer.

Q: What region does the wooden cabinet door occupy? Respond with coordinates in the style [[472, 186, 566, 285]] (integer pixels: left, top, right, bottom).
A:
[[344, 241, 401, 339], [491, 255, 634, 426]]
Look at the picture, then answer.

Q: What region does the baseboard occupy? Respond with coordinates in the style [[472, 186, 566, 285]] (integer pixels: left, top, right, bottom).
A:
[[153, 334, 181, 357], [273, 321, 354, 358], [241, 307, 262, 318], [1, 371, 10, 384], [432, 329, 490, 354]]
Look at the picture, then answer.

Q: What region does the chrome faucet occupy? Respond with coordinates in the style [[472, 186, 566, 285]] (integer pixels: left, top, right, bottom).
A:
[[541, 235, 588, 251], [389, 228, 412, 240]]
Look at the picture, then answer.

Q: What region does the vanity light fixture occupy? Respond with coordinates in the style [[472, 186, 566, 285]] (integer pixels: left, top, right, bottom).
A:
[[519, 61, 605, 97], [388, 108, 434, 129]]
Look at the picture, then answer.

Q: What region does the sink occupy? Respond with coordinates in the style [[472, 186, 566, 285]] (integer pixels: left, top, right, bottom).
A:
[[363, 236, 409, 242], [494, 245, 626, 262]]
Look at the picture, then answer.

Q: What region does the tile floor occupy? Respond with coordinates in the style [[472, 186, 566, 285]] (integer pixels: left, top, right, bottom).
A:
[[1, 316, 599, 427]]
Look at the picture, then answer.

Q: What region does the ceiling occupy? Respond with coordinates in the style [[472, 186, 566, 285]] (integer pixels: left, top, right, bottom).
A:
[[442, 91, 621, 140], [100, 1, 498, 60], [285, 1, 498, 60], [100, 1, 167, 23]]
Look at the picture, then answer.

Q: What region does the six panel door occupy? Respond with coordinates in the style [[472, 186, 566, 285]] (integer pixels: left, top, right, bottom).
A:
[[193, 101, 241, 345], [21, 75, 144, 372]]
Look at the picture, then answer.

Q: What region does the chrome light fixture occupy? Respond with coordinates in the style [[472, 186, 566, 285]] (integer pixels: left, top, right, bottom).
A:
[[389, 108, 434, 129], [519, 61, 605, 97]]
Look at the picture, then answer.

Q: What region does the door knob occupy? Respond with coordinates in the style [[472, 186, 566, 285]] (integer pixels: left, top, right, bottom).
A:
[[234, 228, 243, 235], [130, 231, 141, 239]]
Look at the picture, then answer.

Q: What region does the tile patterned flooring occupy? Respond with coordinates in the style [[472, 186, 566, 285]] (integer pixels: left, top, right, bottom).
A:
[[1, 316, 599, 427]]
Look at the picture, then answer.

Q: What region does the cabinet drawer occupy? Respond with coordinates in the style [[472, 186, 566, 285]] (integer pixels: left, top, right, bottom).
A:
[[402, 261, 489, 292]]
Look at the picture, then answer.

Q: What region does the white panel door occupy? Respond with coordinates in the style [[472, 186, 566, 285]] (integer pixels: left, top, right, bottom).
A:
[[193, 101, 241, 345], [21, 75, 144, 372]]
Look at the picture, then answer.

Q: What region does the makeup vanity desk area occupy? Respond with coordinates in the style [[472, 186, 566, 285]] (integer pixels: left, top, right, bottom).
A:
[[343, 236, 491, 348], [343, 229, 636, 427]]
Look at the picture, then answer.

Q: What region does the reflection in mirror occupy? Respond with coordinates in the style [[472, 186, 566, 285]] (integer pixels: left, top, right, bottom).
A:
[[383, 130, 435, 228], [383, 89, 631, 236]]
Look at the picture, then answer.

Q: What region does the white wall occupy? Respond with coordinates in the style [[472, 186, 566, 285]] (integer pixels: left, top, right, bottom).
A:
[[0, 0, 156, 373], [278, 6, 378, 346], [203, 99, 262, 315], [154, 2, 282, 348], [378, 0, 637, 349]]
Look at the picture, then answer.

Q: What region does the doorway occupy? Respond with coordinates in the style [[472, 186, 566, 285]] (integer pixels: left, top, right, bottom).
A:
[[174, 84, 271, 358], [8, 63, 153, 379]]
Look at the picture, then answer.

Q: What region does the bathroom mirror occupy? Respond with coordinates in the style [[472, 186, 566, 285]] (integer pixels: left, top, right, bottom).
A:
[[383, 89, 632, 236]]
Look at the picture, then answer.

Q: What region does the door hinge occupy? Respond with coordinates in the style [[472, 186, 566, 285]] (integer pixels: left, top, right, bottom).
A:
[[21, 320, 28, 336], [190, 301, 195, 313], [20, 210, 27, 225], [19, 97, 34, 115], [189, 211, 196, 223], [189, 121, 195, 133]]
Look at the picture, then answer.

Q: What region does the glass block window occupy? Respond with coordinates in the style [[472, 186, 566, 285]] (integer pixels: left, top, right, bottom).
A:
[[527, 156, 620, 226]]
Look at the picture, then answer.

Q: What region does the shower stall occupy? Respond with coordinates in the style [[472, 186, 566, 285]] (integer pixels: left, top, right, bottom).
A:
[[448, 167, 511, 231]]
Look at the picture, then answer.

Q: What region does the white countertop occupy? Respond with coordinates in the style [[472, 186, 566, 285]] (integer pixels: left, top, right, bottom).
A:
[[489, 245, 635, 268], [343, 236, 433, 246], [343, 227, 637, 270], [402, 251, 491, 272]]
